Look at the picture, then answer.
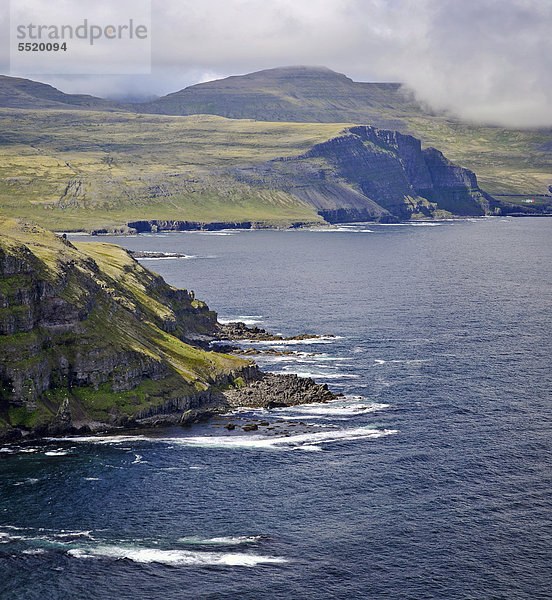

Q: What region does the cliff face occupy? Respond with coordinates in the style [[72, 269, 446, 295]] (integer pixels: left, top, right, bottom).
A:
[[0, 219, 252, 438], [228, 125, 501, 223], [297, 125, 501, 221]]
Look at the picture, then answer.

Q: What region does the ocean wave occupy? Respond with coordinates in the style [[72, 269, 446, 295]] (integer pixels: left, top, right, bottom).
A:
[[238, 336, 341, 346], [196, 231, 236, 236], [55, 424, 397, 452], [178, 535, 262, 546], [374, 358, 429, 365], [50, 434, 151, 444], [271, 401, 390, 419], [256, 354, 349, 365], [308, 227, 374, 233], [137, 255, 197, 261], [168, 427, 397, 452], [218, 315, 264, 326], [67, 545, 286, 567], [280, 368, 359, 380]]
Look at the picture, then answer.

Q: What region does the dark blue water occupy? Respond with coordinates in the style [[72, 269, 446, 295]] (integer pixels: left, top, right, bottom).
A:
[[1, 218, 551, 599]]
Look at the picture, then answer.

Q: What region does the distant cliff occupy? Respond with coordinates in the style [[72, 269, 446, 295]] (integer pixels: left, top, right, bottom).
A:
[[230, 125, 502, 223]]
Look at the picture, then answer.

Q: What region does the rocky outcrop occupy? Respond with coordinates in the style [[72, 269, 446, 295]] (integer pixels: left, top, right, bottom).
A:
[[125, 220, 255, 233], [216, 321, 333, 343], [300, 125, 502, 220], [223, 372, 336, 409]]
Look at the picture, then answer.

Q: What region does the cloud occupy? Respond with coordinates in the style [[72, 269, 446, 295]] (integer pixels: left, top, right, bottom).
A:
[[2, 0, 551, 127]]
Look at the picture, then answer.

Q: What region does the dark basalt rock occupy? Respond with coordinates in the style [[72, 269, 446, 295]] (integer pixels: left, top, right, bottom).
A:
[[216, 321, 333, 342], [223, 372, 336, 409], [127, 220, 254, 233]]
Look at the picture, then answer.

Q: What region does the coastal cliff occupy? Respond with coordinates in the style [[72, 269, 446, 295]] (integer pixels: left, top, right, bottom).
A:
[[0, 219, 333, 441], [231, 125, 502, 223]]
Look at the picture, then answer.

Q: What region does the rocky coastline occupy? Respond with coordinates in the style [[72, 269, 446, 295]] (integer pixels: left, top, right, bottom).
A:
[[0, 220, 338, 444]]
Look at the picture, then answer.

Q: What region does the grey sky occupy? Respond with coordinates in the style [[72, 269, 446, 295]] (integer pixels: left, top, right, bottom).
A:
[[2, 0, 551, 127]]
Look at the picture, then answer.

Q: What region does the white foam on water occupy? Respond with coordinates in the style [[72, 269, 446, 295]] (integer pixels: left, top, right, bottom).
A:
[[308, 227, 374, 233], [53, 530, 94, 540], [169, 427, 397, 451], [304, 356, 350, 362], [197, 231, 236, 236], [178, 535, 261, 546], [84, 477, 101, 481], [408, 222, 441, 226], [14, 478, 40, 486], [67, 545, 286, 567], [293, 444, 322, 452], [238, 336, 341, 346], [44, 450, 70, 456], [218, 316, 264, 326], [22, 548, 46, 555], [258, 354, 350, 365], [271, 401, 390, 419], [131, 454, 145, 464], [56, 425, 397, 452], [137, 255, 197, 261], [374, 359, 386, 364], [51, 434, 151, 444], [280, 369, 359, 380]]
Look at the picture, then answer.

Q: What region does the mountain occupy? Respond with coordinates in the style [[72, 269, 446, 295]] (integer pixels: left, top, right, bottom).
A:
[[229, 125, 501, 223], [133, 66, 422, 130], [0, 75, 122, 111], [132, 67, 551, 198], [0, 105, 518, 232], [0, 67, 550, 223]]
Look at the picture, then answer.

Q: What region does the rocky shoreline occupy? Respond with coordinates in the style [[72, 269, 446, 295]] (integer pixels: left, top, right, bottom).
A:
[[0, 369, 337, 443], [215, 321, 335, 343], [0, 220, 339, 445], [0, 317, 339, 444]]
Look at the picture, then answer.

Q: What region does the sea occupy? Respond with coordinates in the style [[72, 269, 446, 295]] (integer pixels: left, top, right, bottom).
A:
[[1, 217, 551, 599]]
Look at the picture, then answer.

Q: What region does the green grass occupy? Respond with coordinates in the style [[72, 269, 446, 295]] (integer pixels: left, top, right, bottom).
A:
[[0, 109, 348, 230], [0, 101, 550, 231]]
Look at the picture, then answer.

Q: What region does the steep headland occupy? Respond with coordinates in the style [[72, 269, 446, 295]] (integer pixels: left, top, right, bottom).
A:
[[0, 219, 333, 441], [229, 125, 501, 222]]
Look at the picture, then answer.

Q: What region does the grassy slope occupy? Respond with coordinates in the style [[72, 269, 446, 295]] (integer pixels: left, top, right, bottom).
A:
[[0, 218, 248, 430], [0, 109, 349, 230], [404, 117, 552, 197]]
